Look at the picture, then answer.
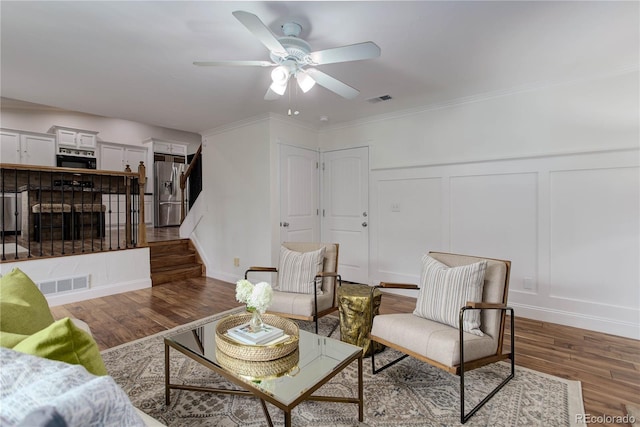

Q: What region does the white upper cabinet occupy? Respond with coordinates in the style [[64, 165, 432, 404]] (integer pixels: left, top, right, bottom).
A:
[[99, 143, 148, 172], [144, 138, 187, 158], [50, 126, 98, 151], [1, 130, 21, 164], [1, 129, 55, 166], [125, 147, 148, 171], [100, 144, 125, 171]]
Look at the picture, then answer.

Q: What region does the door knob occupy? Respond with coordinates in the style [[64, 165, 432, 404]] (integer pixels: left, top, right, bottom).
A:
[[362, 222, 368, 227], [282, 222, 290, 227]]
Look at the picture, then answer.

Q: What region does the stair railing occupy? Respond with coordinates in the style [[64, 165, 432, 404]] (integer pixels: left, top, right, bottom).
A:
[[179, 144, 202, 224], [0, 162, 147, 261]]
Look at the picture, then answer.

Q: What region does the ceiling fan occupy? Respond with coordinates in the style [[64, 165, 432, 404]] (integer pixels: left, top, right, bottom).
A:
[[194, 11, 381, 100]]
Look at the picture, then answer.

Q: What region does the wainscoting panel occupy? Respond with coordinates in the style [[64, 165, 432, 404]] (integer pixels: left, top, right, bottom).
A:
[[549, 166, 639, 316], [370, 148, 639, 338], [375, 177, 442, 282], [450, 172, 538, 295]]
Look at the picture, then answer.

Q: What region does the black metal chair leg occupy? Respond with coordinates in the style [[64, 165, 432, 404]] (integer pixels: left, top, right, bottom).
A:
[[460, 307, 515, 423]]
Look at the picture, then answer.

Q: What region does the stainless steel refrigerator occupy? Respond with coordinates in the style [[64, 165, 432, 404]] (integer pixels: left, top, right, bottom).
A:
[[154, 158, 186, 227]]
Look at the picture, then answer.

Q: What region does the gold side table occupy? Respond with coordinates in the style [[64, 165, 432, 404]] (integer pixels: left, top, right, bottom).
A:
[[337, 283, 385, 357]]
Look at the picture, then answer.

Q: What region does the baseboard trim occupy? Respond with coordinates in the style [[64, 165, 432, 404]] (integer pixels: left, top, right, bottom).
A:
[[46, 279, 152, 307], [510, 303, 639, 340]]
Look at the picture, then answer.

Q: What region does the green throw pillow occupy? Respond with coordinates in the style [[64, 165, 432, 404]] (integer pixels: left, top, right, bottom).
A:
[[0, 331, 29, 348], [13, 317, 108, 376], [0, 268, 54, 336]]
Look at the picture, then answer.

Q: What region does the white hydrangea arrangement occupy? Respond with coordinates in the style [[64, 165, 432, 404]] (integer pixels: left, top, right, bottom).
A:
[[235, 279, 273, 313]]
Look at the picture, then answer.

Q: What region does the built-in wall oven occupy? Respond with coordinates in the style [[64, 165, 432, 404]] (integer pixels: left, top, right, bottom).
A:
[[56, 148, 97, 169]]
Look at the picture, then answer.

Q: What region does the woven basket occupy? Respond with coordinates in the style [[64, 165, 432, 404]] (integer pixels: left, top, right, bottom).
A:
[[216, 347, 300, 380], [215, 313, 299, 362]]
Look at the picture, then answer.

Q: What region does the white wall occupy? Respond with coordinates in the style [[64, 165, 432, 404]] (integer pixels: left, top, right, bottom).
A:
[[198, 114, 318, 283], [370, 149, 639, 338], [321, 70, 640, 339], [0, 106, 201, 149], [197, 117, 272, 283], [319, 70, 637, 167], [0, 248, 151, 306]]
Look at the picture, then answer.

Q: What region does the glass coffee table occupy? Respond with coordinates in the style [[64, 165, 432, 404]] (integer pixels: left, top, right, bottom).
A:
[[164, 316, 364, 427]]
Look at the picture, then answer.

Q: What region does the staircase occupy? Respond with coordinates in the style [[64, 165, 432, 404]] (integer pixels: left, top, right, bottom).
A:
[[149, 239, 204, 286]]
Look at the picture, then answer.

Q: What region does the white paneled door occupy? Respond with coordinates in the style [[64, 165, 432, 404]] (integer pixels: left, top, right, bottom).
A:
[[321, 147, 369, 284], [279, 145, 320, 243]]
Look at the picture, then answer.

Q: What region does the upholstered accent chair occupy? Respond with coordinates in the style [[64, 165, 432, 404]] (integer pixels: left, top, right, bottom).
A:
[[244, 242, 341, 334], [369, 251, 514, 423]]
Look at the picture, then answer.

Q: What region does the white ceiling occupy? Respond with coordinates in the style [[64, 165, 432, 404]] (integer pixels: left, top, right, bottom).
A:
[[1, 1, 637, 134]]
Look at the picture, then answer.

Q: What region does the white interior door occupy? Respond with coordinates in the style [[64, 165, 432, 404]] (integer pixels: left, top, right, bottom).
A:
[[321, 147, 369, 284], [279, 145, 320, 243]]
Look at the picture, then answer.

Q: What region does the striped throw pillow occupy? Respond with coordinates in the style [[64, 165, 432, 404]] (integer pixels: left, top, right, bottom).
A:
[[413, 255, 487, 336], [277, 246, 325, 295]]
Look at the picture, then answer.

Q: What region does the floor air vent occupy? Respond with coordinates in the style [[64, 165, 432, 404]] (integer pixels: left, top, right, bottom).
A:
[[38, 275, 89, 295]]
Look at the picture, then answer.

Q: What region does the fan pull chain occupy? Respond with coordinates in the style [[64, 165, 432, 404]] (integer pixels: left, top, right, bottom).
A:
[[288, 78, 299, 116]]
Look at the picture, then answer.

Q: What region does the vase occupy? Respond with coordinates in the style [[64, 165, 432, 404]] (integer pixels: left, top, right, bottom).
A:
[[249, 309, 264, 333]]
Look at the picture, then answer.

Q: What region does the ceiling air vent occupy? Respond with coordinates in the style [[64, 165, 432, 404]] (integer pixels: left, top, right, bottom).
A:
[[366, 95, 393, 104]]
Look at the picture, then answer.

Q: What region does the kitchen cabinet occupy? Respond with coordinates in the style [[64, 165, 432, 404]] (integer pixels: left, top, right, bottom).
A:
[[100, 143, 150, 193], [102, 194, 126, 229], [100, 144, 148, 172], [1, 129, 56, 167], [144, 138, 188, 157], [50, 126, 98, 150], [102, 194, 153, 228], [144, 195, 153, 225]]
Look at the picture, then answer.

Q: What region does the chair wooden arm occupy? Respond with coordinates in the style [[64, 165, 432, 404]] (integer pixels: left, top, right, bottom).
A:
[[465, 302, 507, 309], [378, 282, 419, 290], [244, 267, 277, 279], [316, 271, 339, 277]]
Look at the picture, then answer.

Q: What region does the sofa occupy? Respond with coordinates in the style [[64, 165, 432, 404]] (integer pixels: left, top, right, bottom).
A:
[[0, 268, 164, 427]]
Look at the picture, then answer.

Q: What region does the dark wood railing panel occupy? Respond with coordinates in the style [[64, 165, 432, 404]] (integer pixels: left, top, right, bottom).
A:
[[0, 163, 147, 262], [179, 144, 202, 223]]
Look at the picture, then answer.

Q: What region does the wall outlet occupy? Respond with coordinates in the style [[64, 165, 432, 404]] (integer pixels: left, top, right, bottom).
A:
[[523, 277, 535, 290], [233, 257, 240, 267], [391, 202, 401, 212]]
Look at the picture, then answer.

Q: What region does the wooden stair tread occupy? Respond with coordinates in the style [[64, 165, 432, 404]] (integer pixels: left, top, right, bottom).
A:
[[152, 263, 202, 274], [151, 265, 203, 285], [148, 238, 203, 286], [149, 240, 191, 256], [150, 254, 196, 269]]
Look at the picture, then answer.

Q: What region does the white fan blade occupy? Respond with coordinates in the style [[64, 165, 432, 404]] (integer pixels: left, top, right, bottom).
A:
[[193, 60, 275, 67], [309, 42, 381, 65], [264, 87, 281, 100], [305, 68, 359, 99], [232, 11, 288, 58]]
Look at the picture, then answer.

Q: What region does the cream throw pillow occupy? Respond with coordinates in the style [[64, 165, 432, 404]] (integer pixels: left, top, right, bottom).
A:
[[277, 246, 325, 294], [413, 255, 487, 336]]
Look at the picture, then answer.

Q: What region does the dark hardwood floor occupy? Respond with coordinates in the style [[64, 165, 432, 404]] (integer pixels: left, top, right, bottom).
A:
[[50, 277, 640, 427]]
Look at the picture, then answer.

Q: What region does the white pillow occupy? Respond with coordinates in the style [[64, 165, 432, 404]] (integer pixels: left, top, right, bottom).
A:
[[413, 255, 487, 336], [276, 246, 325, 294]]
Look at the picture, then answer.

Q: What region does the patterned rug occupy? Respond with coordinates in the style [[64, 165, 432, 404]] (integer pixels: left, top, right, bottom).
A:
[[101, 308, 584, 426]]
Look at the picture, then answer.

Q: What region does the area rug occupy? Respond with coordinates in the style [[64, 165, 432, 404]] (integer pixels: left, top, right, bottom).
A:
[[101, 308, 584, 426], [624, 403, 639, 423]]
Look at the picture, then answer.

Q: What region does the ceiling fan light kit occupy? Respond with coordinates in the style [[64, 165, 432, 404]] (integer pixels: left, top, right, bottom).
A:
[[295, 70, 316, 93], [194, 10, 381, 101]]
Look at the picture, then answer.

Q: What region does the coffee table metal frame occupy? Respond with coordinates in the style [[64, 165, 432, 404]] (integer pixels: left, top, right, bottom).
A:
[[164, 322, 364, 427]]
